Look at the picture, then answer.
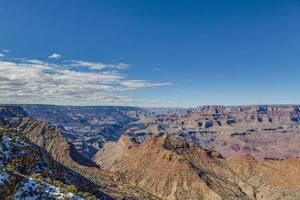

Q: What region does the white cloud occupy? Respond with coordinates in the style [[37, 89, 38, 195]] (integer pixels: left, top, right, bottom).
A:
[[0, 53, 4, 57], [48, 53, 62, 59], [120, 80, 172, 89], [0, 55, 173, 106], [69, 60, 130, 70]]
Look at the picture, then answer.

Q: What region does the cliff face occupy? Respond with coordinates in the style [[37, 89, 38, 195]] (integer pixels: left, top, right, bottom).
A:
[[124, 105, 300, 160], [97, 135, 300, 200]]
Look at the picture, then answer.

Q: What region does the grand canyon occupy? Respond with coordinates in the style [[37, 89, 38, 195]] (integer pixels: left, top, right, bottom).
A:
[[1, 104, 300, 199], [1, 1, 300, 199]]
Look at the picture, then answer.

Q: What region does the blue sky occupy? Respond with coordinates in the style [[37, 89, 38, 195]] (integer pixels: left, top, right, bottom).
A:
[[0, 0, 300, 107]]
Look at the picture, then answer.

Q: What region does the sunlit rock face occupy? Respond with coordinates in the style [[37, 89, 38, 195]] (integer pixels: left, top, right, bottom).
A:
[[95, 134, 300, 200], [123, 105, 300, 160]]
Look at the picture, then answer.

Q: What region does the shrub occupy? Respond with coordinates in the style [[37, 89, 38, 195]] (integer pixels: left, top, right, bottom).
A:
[[6, 163, 17, 172], [86, 196, 98, 200], [65, 184, 78, 194], [52, 180, 64, 188], [31, 173, 43, 182]]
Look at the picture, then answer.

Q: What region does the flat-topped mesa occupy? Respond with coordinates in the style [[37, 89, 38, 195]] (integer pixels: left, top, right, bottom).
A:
[[142, 105, 300, 129], [123, 104, 300, 160], [185, 105, 300, 122]]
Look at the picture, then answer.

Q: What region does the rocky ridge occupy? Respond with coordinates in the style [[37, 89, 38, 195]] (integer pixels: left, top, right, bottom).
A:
[[97, 134, 300, 200]]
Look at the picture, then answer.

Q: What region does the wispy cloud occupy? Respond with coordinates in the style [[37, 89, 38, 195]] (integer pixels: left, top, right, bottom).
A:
[[0, 54, 173, 106], [120, 80, 172, 89], [69, 60, 130, 70], [0, 53, 4, 57], [48, 53, 62, 59], [153, 67, 160, 71]]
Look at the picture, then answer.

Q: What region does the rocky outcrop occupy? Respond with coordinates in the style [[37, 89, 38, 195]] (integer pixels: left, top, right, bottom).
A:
[[97, 135, 300, 200], [108, 135, 248, 200]]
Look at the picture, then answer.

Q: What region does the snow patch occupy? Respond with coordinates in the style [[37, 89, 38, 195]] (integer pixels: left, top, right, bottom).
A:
[[14, 178, 85, 200], [0, 171, 9, 185]]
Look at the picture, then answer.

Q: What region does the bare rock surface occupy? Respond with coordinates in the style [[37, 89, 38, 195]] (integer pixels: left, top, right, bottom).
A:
[[124, 105, 300, 160], [98, 134, 300, 200]]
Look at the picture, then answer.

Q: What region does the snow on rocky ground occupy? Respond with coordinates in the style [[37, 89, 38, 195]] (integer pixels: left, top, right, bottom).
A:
[[1, 128, 86, 200], [0, 171, 9, 185], [14, 178, 85, 200], [0, 130, 29, 166]]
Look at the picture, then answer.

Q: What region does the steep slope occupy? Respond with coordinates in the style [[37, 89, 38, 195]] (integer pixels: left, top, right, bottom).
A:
[[0, 126, 93, 199], [97, 135, 300, 200], [98, 135, 249, 199], [226, 156, 300, 199], [17, 118, 98, 168]]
